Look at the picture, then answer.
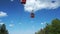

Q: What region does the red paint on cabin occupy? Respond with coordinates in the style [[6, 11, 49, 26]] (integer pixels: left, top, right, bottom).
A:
[[31, 13, 35, 18], [21, 0, 26, 4]]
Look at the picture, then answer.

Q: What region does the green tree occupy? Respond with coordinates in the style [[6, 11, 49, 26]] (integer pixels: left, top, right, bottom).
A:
[[51, 19, 60, 34], [0, 24, 9, 34], [36, 18, 60, 34]]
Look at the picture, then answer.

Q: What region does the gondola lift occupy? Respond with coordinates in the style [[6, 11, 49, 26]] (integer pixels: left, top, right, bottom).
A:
[[30, 10, 35, 18], [21, 0, 26, 4], [20, 0, 35, 18]]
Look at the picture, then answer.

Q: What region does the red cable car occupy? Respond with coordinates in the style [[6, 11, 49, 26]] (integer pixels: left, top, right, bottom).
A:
[[21, 0, 26, 4], [31, 13, 35, 18], [30, 10, 35, 18]]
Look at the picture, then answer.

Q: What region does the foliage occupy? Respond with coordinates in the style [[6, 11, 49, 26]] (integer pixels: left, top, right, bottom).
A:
[[35, 18, 60, 34], [0, 24, 8, 34]]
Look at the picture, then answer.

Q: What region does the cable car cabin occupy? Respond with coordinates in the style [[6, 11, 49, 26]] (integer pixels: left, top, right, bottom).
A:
[[21, 0, 26, 4], [52, 1, 55, 3], [31, 13, 35, 18]]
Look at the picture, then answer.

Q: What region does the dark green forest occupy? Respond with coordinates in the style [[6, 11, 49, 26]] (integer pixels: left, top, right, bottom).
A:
[[0, 24, 8, 34], [0, 18, 60, 34], [35, 18, 60, 34]]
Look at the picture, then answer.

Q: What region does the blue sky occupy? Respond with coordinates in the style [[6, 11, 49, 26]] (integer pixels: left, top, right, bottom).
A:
[[0, 0, 60, 34]]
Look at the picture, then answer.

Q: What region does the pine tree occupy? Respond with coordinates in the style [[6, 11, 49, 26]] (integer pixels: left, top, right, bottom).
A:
[[0, 24, 9, 34], [35, 18, 60, 34]]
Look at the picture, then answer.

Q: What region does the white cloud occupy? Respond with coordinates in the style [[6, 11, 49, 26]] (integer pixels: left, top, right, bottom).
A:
[[41, 22, 46, 25], [24, 0, 60, 12], [41, 22, 46, 29], [0, 22, 4, 25], [0, 11, 8, 17], [9, 24, 14, 27], [41, 23, 44, 25]]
